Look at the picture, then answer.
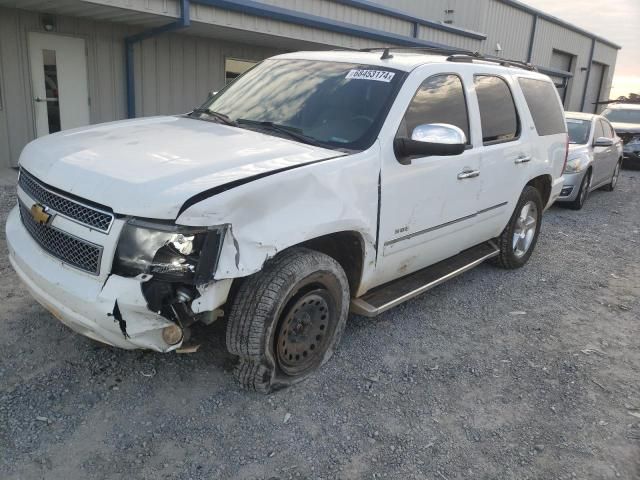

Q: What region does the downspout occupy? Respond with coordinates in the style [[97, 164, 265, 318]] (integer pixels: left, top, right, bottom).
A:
[[580, 38, 596, 112], [125, 0, 191, 118], [526, 14, 537, 63]]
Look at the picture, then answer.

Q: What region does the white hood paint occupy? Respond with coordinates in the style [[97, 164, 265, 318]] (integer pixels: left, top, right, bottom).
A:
[[18, 116, 341, 219]]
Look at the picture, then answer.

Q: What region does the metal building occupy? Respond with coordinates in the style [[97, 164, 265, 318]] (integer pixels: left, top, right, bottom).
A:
[[0, 0, 620, 169]]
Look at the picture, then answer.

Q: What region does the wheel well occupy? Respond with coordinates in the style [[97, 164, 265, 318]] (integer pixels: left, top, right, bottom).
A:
[[298, 231, 365, 294], [527, 175, 552, 206]]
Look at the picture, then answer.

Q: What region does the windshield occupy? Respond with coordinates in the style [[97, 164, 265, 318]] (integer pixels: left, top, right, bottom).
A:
[[602, 108, 640, 125], [566, 118, 591, 144], [197, 59, 404, 151]]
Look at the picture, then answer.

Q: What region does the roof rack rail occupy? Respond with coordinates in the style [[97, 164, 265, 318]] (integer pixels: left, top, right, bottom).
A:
[[447, 53, 537, 71], [359, 46, 475, 56], [357, 46, 537, 71]]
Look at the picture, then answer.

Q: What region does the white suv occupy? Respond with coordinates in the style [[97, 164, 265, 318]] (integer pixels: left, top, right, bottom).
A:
[[6, 49, 567, 392]]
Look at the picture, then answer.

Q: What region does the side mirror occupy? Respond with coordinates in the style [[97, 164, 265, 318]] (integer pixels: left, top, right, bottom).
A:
[[394, 123, 467, 164], [594, 136, 613, 147]]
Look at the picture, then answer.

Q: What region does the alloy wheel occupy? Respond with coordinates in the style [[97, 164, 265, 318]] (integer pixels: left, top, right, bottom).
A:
[[512, 200, 538, 258]]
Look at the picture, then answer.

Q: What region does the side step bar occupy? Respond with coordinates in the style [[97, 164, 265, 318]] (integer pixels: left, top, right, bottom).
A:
[[350, 241, 500, 317]]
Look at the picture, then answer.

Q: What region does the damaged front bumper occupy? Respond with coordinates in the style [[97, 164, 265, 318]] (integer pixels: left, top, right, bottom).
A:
[[6, 206, 190, 351]]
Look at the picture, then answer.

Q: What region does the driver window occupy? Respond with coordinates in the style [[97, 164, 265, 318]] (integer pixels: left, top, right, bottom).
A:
[[593, 120, 605, 142], [396, 74, 470, 144]]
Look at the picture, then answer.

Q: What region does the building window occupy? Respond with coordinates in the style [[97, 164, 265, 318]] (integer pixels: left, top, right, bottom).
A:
[[225, 58, 257, 83]]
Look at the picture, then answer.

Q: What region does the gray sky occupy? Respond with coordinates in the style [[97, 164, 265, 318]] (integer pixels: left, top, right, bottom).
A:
[[523, 0, 640, 98]]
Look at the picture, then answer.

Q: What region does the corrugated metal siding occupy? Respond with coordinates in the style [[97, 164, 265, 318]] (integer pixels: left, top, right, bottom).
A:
[[531, 18, 593, 111], [190, 4, 392, 49], [366, 0, 487, 32], [133, 33, 283, 116], [479, 0, 532, 60], [258, 0, 412, 36]]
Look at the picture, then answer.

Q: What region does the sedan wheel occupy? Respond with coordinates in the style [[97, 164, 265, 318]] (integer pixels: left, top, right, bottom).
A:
[[569, 170, 591, 210], [603, 161, 621, 192]]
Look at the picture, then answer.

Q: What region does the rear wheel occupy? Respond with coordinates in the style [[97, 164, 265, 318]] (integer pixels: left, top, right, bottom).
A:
[[602, 161, 621, 192], [492, 186, 543, 269], [568, 170, 591, 210], [225, 248, 349, 393]]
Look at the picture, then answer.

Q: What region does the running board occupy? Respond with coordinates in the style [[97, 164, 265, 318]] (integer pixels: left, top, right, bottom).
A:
[[351, 241, 499, 317]]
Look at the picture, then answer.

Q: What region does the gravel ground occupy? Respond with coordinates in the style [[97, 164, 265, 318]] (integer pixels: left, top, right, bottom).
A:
[[1, 171, 639, 480]]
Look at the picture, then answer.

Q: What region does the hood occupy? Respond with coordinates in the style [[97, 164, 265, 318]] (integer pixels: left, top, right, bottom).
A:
[[19, 116, 342, 219], [611, 122, 640, 134], [568, 143, 590, 159]]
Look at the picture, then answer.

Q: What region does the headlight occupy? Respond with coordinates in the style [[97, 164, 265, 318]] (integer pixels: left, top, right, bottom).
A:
[[564, 156, 588, 173], [112, 219, 225, 285]]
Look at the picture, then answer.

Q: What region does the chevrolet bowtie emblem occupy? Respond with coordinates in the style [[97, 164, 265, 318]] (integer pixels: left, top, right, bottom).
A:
[[30, 203, 51, 225]]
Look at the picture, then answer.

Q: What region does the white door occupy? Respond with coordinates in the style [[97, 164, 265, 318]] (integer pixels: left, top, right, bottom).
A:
[[376, 73, 482, 287], [28, 33, 89, 137]]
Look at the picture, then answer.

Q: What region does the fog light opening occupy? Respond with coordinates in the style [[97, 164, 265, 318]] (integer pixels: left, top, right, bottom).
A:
[[162, 324, 183, 345]]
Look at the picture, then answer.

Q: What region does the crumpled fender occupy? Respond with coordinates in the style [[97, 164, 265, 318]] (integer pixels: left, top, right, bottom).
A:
[[176, 146, 381, 293]]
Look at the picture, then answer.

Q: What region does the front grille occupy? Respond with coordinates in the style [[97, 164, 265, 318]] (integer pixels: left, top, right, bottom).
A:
[[19, 202, 103, 275], [19, 169, 114, 233]]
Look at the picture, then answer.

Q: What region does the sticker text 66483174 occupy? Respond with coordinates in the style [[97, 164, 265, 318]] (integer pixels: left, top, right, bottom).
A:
[[345, 69, 395, 83]]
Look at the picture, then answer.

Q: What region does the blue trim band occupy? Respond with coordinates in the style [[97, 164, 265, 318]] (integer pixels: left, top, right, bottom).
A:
[[333, 0, 487, 40], [192, 0, 454, 49]]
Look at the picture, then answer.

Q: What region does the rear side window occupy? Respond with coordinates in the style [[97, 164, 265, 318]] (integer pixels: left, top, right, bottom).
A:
[[474, 75, 519, 144], [397, 74, 470, 143], [517, 77, 567, 136]]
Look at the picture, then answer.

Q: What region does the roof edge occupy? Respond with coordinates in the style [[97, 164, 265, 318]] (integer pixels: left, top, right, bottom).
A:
[[497, 0, 621, 50]]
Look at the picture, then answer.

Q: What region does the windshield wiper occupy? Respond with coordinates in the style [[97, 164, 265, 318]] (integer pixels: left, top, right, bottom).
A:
[[236, 119, 324, 147], [188, 108, 237, 127]]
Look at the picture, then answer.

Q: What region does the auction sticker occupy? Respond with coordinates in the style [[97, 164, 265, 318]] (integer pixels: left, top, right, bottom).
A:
[[345, 69, 395, 82]]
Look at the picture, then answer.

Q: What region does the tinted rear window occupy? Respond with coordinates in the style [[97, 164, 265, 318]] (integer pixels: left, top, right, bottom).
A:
[[474, 75, 519, 144], [518, 77, 567, 136]]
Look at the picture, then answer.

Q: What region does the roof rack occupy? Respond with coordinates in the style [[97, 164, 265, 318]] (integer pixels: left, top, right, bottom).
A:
[[447, 53, 537, 71], [357, 46, 538, 71]]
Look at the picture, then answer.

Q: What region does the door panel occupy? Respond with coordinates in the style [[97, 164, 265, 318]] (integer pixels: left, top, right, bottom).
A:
[[592, 119, 612, 185], [472, 74, 528, 240], [376, 73, 482, 287], [28, 33, 89, 137]]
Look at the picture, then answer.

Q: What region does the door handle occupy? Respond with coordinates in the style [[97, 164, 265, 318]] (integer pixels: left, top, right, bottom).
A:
[[33, 96, 57, 103], [457, 169, 480, 179], [514, 155, 531, 164]]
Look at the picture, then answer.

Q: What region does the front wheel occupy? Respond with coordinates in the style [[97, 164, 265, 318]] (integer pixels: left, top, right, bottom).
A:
[[602, 161, 621, 192], [225, 248, 349, 393], [492, 185, 543, 269], [568, 170, 591, 210]]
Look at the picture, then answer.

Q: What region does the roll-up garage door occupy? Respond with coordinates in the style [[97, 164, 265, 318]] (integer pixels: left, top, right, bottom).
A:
[[550, 50, 574, 106], [584, 63, 605, 113]]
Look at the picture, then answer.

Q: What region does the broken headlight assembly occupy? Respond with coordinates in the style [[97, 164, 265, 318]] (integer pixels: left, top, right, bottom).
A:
[[112, 219, 225, 285]]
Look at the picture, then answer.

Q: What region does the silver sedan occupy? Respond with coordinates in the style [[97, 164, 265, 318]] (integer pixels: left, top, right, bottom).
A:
[[557, 112, 623, 210]]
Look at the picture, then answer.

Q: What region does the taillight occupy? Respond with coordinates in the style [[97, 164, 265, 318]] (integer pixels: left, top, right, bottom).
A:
[[562, 134, 569, 172]]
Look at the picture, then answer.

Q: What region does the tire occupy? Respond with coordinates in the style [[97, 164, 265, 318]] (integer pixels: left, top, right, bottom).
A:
[[225, 247, 350, 393], [492, 185, 543, 269], [602, 161, 621, 192], [568, 169, 591, 210]]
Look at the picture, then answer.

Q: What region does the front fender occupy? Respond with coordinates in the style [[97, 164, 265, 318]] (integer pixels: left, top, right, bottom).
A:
[[176, 147, 381, 282]]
